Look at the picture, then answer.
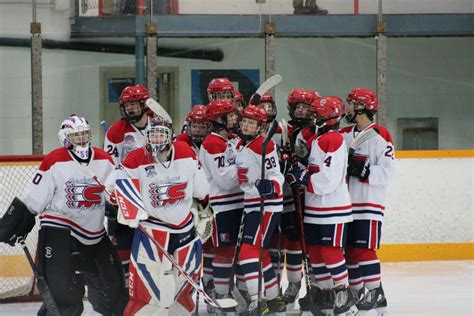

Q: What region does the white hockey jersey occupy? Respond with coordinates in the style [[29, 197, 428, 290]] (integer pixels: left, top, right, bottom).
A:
[[199, 133, 243, 214], [104, 119, 146, 165], [22, 147, 115, 245], [304, 131, 353, 225], [339, 123, 395, 222], [235, 135, 284, 213], [175, 132, 200, 156], [115, 141, 210, 233]]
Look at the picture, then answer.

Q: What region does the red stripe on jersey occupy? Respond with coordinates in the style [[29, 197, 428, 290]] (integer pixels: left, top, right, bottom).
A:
[[317, 131, 343, 153], [370, 220, 378, 249], [305, 205, 352, 211], [39, 148, 73, 171], [92, 147, 114, 164], [352, 203, 385, 210], [209, 191, 244, 200], [39, 214, 105, 235]]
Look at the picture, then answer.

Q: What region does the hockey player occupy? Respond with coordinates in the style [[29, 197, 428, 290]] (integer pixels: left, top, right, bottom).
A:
[[235, 90, 246, 113], [339, 88, 394, 314], [0, 115, 127, 316], [207, 78, 240, 134], [176, 105, 211, 154], [288, 97, 357, 315], [235, 105, 286, 315], [110, 117, 210, 315], [250, 92, 278, 125], [198, 99, 245, 311], [103, 84, 153, 288]]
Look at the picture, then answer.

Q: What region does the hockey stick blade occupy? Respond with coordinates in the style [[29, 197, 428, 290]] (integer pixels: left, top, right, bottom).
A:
[[138, 226, 238, 310], [250, 74, 283, 105], [18, 238, 61, 316], [349, 128, 379, 155], [145, 98, 173, 123]]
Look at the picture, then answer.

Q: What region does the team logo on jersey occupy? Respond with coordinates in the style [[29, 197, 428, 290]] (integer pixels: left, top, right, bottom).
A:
[[237, 167, 249, 184], [149, 182, 188, 207], [145, 165, 157, 178], [64, 178, 104, 209]]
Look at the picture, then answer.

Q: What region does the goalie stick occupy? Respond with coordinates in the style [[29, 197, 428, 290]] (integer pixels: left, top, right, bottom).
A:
[[138, 225, 239, 311], [17, 236, 61, 316], [256, 120, 279, 316], [145, 98, 173, 123], [249, 74, 283, 105]]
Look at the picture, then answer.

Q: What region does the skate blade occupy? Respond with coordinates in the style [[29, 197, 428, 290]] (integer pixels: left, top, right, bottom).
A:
[[285, 302, 295, 310], [268, 312, 286, 316], [336, 305, 358, 316], [322, 309, 335, 316], [376, 306, 388, 315], [301, 312, 313, 316]]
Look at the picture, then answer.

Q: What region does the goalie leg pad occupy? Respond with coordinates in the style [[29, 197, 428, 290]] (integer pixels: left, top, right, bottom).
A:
[[171, 234, 202, 314], [0, 197, 35, 245], [125, 226, 174, 314], [37, 226, 85, 313], [84, 236, 128, 316]]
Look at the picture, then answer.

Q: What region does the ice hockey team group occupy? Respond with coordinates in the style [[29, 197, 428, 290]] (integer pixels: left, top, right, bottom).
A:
[[0, 77, 394, 316]]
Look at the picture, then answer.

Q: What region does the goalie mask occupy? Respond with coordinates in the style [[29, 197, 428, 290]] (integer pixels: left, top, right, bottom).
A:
[[239, 105, 268, 142], [119, 84, 150, 123], [186, 105, 212, 147], [58, 115, 91, 160], [146, 117, 174, 161], [207, 78, 236, 102]]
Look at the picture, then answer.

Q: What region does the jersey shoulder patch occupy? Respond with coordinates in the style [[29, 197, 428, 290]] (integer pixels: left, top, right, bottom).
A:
[[317, 131, 344, 153], [106, 120, 135, 143], [173, 141, 197, 160], [371, 124, 393, 144], [39, 147, 73, 171], [202, 134, 227, 154], [247, 135, 275, 156]]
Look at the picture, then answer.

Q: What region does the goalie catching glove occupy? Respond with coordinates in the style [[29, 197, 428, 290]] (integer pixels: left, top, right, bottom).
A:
[[190, 198, 213, 243], [0, 197, 36, 246]]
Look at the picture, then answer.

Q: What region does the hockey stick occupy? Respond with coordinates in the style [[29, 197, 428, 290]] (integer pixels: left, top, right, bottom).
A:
[[280, 118, 288, 148], [145, 98, 173, 123], [292, 188, 325, 316], [256, 119, 279, 316], [249, 74, 283, 105], [17, 236, 61, 316], [138, 225, 238, 310], [100, 120, 109, 133], [349, 127, 379, 155]]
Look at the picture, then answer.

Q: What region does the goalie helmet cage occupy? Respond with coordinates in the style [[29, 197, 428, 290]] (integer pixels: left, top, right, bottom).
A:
[[0, 155, 44, 303]]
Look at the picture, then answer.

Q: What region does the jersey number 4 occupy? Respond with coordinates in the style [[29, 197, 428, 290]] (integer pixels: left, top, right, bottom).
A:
[[106, 145, 119, 157]]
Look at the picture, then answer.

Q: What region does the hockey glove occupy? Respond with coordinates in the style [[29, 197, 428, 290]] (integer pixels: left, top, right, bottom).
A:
[[105, 202, 118, 218], [286, 165, 310, 189], [255, 179, 275, 198], [348, 155, 371, 180], [0, 197, 36, 247]]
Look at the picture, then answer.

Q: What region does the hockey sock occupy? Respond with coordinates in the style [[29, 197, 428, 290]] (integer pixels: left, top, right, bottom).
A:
[[238, 243, 261, 297], [307, 245, 333, 290], [202, 240, 215, 286], [213, 246, 235, 295], [262, 249, 280, 300], [285, 240, 303, 283], [345, 246, 363, 290], [319, 245, 349, 288], [347, 247, 380, 290], [269, 233, 284, 284]]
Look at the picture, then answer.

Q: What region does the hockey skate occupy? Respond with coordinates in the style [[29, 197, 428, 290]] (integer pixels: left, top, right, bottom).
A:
[[293, 5, 314, 15], [283, 281, 301, 307], [355, 285, 387, 316], [216, 293, 238, 316], [266, 295, 287, 316], [333, 287, 358, 316], [299, 287, 326, 316], [308, 4, 328, 15]]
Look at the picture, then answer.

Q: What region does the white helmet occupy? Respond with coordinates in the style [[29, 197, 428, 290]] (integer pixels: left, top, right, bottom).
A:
[[58, 115, 91, 160], [146, 116, 173, 161]]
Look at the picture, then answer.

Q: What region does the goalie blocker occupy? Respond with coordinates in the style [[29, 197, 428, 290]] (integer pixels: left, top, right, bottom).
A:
[[0, 197, 36, 246]]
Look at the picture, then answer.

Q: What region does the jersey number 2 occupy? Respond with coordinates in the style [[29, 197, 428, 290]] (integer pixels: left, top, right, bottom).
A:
[[106, 145, 119, 157]]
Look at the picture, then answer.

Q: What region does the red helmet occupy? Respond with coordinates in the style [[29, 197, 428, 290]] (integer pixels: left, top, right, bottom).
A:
[[241, 105, 268, 123], [206, 99, 237, 122], [119, 85, 149, 122], [287, 89, 321, 127], [119, 85, 149, 105], [346, 88, 378, 112], [287, 88, 308, 105], [312, 96, 344, 127], [207, 78, 235, 101], [235, 90, 244, 103], [186, 105, 208, 123]]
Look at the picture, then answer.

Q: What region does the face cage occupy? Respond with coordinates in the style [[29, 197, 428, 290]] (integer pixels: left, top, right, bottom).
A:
[[147, 125, 173, 154], [288, 103, 312, 127], [209, 91, 235, 102], [66, 128, 91, 148], [120, 101, 146, 123]]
